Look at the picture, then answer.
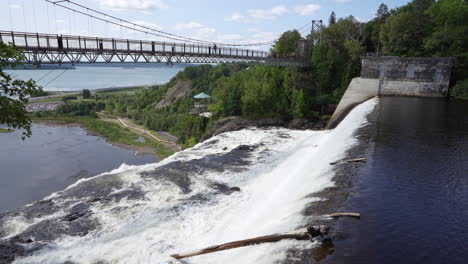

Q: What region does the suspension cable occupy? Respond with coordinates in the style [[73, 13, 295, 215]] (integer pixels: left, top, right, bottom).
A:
[[45, 0, 216, 44], [45, 0, 278, 46], [32, 0, 38, 32], [42, 68, 68, 89], [46, 1, 50, 33], [44, 0, 311, 48], [22, 0, 27, 32], [36, 69, 54, 83], [8, 0, 13, 31]]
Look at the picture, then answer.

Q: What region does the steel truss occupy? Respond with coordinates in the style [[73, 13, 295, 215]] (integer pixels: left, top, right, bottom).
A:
[[1, 31, 309, 67]]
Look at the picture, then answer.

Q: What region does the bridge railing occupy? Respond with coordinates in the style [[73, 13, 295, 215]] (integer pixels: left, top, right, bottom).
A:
[[0, 31, 310, 66], [0, 31, 287, 59]]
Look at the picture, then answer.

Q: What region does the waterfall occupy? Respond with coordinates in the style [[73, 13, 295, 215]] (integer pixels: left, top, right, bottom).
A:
[[4, 98, 378, 264]]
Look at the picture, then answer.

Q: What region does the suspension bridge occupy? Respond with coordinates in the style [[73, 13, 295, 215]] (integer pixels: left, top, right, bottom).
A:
[[0, 31, 309, 67], [1, 0, 316, 67]]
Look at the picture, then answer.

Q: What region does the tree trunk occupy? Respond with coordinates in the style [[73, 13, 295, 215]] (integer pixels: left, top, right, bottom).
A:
[[170, 225, 329, 260]]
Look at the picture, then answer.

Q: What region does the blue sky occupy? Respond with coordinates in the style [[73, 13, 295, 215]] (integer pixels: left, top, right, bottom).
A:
[[0, 0, 409, 47]]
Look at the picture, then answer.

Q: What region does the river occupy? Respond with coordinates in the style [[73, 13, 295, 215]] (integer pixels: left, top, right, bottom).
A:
[[325, 97, 468, 264], [5, 64, 185, 91], [0, 124, 156, 213], [0, 97, 467, 264]]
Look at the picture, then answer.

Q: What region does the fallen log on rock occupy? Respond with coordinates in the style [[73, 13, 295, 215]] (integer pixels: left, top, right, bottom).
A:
[[170, 225, 329, 260], [330, 157, 366, 165], [329, 212, 361, 218]]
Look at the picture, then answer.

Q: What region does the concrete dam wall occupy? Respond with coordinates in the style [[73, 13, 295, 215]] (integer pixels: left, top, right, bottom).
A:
[[327, 56, 453, 128]]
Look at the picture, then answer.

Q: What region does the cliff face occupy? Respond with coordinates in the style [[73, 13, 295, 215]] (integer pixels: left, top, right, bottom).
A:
[[155, 80, 193, 109]]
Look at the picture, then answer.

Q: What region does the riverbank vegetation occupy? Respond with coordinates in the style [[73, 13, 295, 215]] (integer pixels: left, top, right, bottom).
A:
[[0, 128, 13, 133], [32, 114, 174, 158]]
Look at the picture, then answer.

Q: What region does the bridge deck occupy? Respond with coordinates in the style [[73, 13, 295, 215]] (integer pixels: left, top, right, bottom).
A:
[[0, 31, 309, 67]]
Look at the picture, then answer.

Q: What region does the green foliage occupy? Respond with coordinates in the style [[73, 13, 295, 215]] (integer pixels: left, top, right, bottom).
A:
[[0, 128, 13, 133], [273, 30, 302, 54], [56, 101, 105, 116], [82, 89, 91, 99], [329, 11, 337, 25], [424, 0, 468, 85], [30, 90, 49, 97], [34, 115, 173, 157], [311, 16, 365, 96], [61, 95, 78, 101], [0, 42, 42, 139], [380, 0, 435, 56], [451, 79, 468, 100]]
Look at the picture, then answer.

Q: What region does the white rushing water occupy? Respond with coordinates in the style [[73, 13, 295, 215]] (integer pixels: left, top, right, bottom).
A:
[[12, 98, 377, 264]]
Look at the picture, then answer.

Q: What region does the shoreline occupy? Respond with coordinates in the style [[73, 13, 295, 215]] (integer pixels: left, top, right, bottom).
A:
[[29, 85, 156, 103], [31, 118, 169, 158], [0, 128, 14, 133], [289, 102, 376, 262]]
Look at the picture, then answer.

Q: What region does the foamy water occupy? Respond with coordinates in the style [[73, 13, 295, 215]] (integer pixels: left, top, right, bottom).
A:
[[8, 98, 377, 264]]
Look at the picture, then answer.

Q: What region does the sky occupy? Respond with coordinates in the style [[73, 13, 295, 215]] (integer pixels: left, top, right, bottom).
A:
[[0, 0, 409, 48]]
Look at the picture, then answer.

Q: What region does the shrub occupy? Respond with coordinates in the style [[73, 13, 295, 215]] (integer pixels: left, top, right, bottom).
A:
[[62, 95, 78, 101], [451, 79, 468, 100]]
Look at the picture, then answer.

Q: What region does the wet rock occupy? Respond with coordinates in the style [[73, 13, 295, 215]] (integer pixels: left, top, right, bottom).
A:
[[63, 211, 88, 222], [201, 117, 285, 141], [141, 145, 256, 193], [0, 242, 25, 264], [103, 187, 146, 203], [65, 173, 124, 200], [19, 199, 57, 219], [229, 187, 241, 192]]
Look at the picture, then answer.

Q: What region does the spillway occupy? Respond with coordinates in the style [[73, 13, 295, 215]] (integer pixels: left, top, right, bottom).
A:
[[0, 98, 378, 264]]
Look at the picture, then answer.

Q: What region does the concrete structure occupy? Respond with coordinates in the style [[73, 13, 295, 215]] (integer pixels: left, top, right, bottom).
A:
[[327, 56, 453, 128]]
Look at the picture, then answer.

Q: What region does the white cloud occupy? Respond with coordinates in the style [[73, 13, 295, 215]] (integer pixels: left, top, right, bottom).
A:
[[335, 0, 352, 2], [9, 4, 21, 9], [247, 28, 260, 32], [95, 0, 168, 11], [219, 34, 243, 40], [174, 22, 204, 30], [271, 5, 289, 16], [294, 4, 321, 16], [111, 20, 164, 34], [252, 31, 280, 41], [225, 12, 245, 22], [225, 5, 289, 23], [173, 22, 217, 40], [248, 9, 276, 21]]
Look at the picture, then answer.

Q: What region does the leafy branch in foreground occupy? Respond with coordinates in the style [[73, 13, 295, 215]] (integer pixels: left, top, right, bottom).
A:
[[0, 41, 42, 139]]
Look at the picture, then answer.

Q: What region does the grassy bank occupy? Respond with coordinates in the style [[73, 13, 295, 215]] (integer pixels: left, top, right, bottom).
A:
[[0, 128, 13, 133], [32, 116, 174, 158]]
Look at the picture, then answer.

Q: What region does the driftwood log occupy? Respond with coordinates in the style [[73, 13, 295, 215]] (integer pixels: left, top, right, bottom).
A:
[[170, 225, 329, 260], [330, 157, 366, 165], [329, 212, 361, 218]]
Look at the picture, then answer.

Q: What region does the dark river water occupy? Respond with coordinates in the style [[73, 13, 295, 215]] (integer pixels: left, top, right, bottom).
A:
[[0, 124, 156, 213], [327, 97, 468, 264]]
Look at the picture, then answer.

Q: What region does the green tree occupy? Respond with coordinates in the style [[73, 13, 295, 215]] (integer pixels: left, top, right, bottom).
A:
[[273, 30, 302, 54], [424, 0, 468, 84], [380, 0, 435, 56], [329, 11, 337, 25], [376, 3, 389, 19], [82, 89, 91, 99], [293, 89, 306, 118], [451, 79, 468, 100], [0, 42, 42, 139]]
